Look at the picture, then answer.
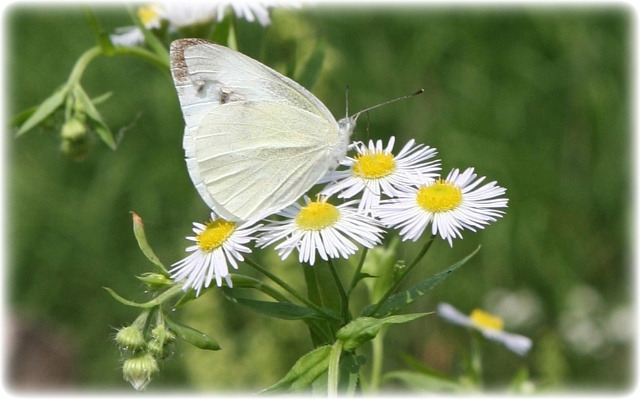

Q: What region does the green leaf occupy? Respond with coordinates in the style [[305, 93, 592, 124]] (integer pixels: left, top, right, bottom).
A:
[[91, 91, 113, 105], [383, 370, 466, 393], [222, 289, 335, 321], [131, 212, 167, 274], [15, 85, 68, 136], [73, 85, 116, 149], [296, 40, 326, 90], [337, 313, 429, 351], [262, 345, 332, 393], [362, 246, 480, 317], [84, 7, 116, 54], [163, 315, 221, 351]]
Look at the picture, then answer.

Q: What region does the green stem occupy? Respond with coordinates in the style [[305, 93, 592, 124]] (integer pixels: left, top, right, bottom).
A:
[[347, 248, 368, 295], [244, 258, 341, 322], [66, 44, 170, 91], [67, 46, 103, 87], [470, 331, 483, 388], [327, 259, 351, 322], [368, 328, 385, 393], [368, 235, 435, 316]]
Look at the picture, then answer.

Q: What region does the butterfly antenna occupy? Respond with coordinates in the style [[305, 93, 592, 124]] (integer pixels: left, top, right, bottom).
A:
[[345, 85, 350, 119], [352, 89, 424, 121]]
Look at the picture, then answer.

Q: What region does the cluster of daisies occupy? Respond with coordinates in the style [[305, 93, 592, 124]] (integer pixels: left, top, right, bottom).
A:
[[170, 136, 508, 296]]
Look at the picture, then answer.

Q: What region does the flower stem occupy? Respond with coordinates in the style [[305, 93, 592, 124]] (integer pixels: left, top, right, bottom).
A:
[[368, 235, 435, 316], [327, 258, 351, 323], [347, 248, 368, 295], [368, 328, 385, 393], [244, 258, 341, 322]]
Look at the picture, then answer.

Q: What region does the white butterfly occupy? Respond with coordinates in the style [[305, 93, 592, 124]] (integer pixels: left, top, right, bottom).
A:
[[170, 38, 356, 222]]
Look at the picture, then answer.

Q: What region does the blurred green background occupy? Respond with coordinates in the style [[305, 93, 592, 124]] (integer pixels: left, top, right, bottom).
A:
[[4, 2, 634, 393]]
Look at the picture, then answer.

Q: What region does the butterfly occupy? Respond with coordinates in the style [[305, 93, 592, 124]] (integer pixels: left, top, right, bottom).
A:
[[170, 38, 357, 222]]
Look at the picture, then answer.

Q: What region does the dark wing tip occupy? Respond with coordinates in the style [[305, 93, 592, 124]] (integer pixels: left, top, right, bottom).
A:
[[170, 38, 214, 83]]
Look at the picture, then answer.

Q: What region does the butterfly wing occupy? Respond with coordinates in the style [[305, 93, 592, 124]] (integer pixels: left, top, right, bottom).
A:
[[170, 39, 342, 221], [191, 101, 337, 221]]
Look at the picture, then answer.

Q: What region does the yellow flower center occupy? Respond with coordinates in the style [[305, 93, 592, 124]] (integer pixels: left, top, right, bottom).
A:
[[196, 219, 236, 252], [470, 309, 504, 331], [295, 200, 340, 231], [137, 4, 162, 27], [416, 180, 463, 212], [353, 152, 396, 179]]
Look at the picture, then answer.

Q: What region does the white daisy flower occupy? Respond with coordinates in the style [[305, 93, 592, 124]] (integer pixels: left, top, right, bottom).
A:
[[170, 212, 261, 296], [257, 196, 384, 265], [111, 1, 297, 46], [110, 3, 165, 46], [437, 302, 532, 356], [212, 0, 300, 26], [374, 167, 508, 246], [321, 137, 441, 215]]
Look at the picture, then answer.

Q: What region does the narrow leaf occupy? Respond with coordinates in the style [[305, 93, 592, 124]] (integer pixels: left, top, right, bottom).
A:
[[84, 7, 116, 54], [74, 85, 116, 149], [16, 85, 68, 136], [222, 290, 334, 321], [337, 313, 429, 351], [262, 345, 332, 393], [131, 212, 167, 274], [163, 315, 221, 351], [362, 246, 480, 317]]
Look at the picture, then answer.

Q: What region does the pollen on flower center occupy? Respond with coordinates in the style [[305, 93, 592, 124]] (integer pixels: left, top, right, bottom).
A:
[[295, 201, 340, 231], [416, 180, 463, 212], [196, 219, 236, 252], [353, 152, 396, 179], [470, 309, 504, 331], [137, 5, 161, 26]]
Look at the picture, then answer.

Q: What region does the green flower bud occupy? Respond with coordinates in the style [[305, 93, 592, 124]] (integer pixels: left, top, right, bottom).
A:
[[136, 273, 173, 291], [146, 339, 164, 358], [115, 325, 146, 351], [60, 117, 90, 161], [151, 324, 176, 344], [122, 353, 158, 391]]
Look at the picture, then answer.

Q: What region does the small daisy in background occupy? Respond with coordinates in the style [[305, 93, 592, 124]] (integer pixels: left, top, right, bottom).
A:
[[258, 196, 384, 265], [170, 212, 261, 296], [437, 302, 532, 356], [321, 137, 441, 214], [375, 167, 508, 246]]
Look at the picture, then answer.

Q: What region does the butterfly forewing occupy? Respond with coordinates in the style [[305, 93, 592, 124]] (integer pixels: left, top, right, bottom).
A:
[[170, 39, 345, 221]]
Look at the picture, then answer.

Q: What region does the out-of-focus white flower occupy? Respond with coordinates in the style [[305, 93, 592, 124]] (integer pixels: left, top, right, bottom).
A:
[[437, 302, 532, 356]]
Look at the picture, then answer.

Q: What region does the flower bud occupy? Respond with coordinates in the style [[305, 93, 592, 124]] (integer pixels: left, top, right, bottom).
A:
[[122, 353, 158, 391], [115, 325, 146, 351], [60, 117, 90, 161], [146, 339, 164, 358], [137, 273, 173, 291], [151, 324, 176, 344]]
